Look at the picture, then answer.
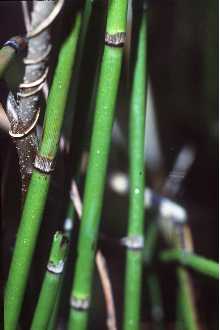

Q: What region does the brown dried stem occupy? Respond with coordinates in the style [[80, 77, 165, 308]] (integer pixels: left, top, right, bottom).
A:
[[6, 1, 63, 196]]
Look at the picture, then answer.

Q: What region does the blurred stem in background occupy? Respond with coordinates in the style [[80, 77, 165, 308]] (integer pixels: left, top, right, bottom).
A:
[[31, 232, 68, 330], [147, 273, 164, 330], [68, 0, 128, 328], [176, 267, 197, 330], [143, 219, 164, 330], [123, 2, 148, 329], [160, 249, 219, 280], [4, 12, 82, 330]]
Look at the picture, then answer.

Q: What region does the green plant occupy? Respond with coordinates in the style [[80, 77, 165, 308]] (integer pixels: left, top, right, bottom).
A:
[[2, 1, 218, 329]]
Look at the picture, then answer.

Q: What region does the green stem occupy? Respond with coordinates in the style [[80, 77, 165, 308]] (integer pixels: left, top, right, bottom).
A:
[[143, 221, 158, 265], [0, 36, 26, 78], [31, 232, 68, 330], [123, 4, 147, 330], [160, 249, 219, 279], [176, 267, 198, 330], [147, 273, 164, 330], [68, 0, 128, 329], [47, 203, 75, 330], [4, 14, 82, 330], [62, 0, 93, 142]]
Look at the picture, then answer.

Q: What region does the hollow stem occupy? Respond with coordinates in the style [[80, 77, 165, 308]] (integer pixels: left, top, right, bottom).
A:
[[31, 232, 68, 330], [4, 13, 81, 330], [160, 249, 219, 279], [123, 3, 148, 330], [68, 1, 128, 328]]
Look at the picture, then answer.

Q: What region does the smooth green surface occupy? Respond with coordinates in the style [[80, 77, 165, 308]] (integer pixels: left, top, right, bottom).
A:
[[31, 273, 60, 330], [31, 232, 68, 330], [68, 1, 128, 329], [40, 14, 82, 158], [0, 46, 15, 78], [143, 221, 158, 265], [124, 251, 142, 330], [106, 0, 128, 33], [160, 249, 219, 279], [4, 172, 50, 330], [4, 14, 82, 330], [69, 309, 89, 330], [176, 267, 198, 330], [47, 210, 75, 330], [123, 8, 147, 330]]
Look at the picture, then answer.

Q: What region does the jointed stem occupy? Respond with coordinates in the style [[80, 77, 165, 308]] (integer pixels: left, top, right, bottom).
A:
[[68, 0, 128, 328], [4, 13, 82, 330], [123, 3, 148, 330], [70, 180, 117, 330], [31, 232, 68, 330]]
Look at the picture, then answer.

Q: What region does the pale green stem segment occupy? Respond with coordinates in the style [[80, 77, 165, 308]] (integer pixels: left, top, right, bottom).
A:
[[68, 1, 128, 329], [143, 221, 158, 265], [160, 249, 219, 279], [31, 232, 68, 330], [143, 221, 164, 329], [47, 204, 75, 329], [0, 36, 26, 78], [176, 267, 198, 330], [123, 5, 148, 330], [4, 14, 82, 330], [0, 46, 15, 78]]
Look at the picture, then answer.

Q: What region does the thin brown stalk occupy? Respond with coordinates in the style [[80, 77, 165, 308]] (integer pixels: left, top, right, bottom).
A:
[[70, 180, 117, 330]]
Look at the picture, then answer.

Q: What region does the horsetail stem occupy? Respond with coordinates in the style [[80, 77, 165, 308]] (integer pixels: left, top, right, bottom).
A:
[[160, 249, 219, 279], [176, 267, 198, 330], [123, 3, 148, 330], [143, 221, 158, 265], [4, 13, 82, 330], [47, 203, 76, 330], [31, 232, 68, 330], [68, 0, 128, 328], [147, 273, 164, 330]]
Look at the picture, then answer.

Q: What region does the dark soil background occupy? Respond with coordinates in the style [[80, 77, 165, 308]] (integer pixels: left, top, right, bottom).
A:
[[0, 1, 218, 329]]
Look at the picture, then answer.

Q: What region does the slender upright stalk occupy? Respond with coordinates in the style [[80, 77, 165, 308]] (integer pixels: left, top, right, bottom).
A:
[[142, 220, 164, 329], [62, 0, 93, 143], [123, 3, 147, 330], [4, 14, 82, 330], [6, 1, 56, 196], [70, 180, 117, 330], [47, 204, 75, 330], [143, 221, 158, 265], [68, 1, 128, 328], [31, 232, 68, 330], [176, 267, 198, 330], [147, 273, 164, 330], [160, 249, 219, 279], [0, 36, 27, 78]]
